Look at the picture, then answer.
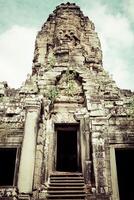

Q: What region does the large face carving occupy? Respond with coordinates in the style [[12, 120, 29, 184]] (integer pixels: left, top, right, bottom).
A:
[[55, 22, 81, 47]]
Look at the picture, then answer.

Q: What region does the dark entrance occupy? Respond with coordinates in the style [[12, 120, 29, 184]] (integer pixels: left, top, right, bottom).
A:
[[115, 148, 134, 200], [56, 127, 79, 172], [0, 148, 17, 186]]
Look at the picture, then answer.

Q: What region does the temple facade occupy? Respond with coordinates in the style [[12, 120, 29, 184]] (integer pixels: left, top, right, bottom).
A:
[[0, 3, 134, 200]]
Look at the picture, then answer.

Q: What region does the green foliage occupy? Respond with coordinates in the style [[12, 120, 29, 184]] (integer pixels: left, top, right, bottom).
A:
[[66, 80, 76, 96], [46, 70, 77, 102], [0, 97, 3, 102], [64, 70, 77, 96], [47, 86, 59, 103], [65, 69, 76, 81], [47, 55, 56, 69]]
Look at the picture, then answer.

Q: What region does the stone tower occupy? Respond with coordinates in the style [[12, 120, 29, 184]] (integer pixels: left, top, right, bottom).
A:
[[0, 2, 134, 200]]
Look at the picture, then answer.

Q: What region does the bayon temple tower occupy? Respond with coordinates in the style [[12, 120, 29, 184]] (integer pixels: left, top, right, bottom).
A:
[[0, 2, 134, 200]]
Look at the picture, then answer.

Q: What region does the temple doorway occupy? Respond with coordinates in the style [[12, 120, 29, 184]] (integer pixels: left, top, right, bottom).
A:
[[0, 148, 17, 186], [56, 125, 80, 172], [115, 148, 134, 200]]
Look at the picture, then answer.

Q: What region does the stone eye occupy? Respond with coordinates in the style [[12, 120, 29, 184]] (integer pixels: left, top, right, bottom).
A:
[[70, 32, 74, 35]]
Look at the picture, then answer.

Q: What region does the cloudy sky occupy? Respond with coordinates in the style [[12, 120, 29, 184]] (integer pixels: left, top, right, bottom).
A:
[[0, 0, 134, 90]]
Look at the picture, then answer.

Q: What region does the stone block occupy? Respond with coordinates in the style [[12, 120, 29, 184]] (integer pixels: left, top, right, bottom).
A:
[[18, 194, 31, 200]]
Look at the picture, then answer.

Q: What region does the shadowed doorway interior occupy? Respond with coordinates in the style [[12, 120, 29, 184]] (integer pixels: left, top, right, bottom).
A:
[[115, 148, 134, 200], [56, 125, 80, 172], [0, 148, 17, 186]]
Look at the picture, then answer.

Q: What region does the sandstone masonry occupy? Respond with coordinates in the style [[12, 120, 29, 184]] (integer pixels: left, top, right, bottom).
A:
[[0, 3, 134, 200]]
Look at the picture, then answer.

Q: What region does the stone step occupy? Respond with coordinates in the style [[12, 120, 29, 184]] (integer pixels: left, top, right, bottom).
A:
[[50, 180, 84, 183], [46, 197, 85, 200], [47, 173, 85, 200], [47, 194, 86, 198], [50, 173, 83, 177], [50, 177, 84, 180], [48, 190, 85, 194], [48, 186, 85, 190], [47, 198, 85, 200], [49, 183, 85, 186]]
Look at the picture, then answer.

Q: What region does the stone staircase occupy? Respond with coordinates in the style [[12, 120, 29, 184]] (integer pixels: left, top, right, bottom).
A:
[[46, 173, 86, 200]]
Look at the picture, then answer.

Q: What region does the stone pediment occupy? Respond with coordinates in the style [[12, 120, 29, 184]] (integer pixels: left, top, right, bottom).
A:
[[55, 70, 84, 103]]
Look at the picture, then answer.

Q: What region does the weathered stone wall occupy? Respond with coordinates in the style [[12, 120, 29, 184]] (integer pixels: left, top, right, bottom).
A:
[[0, 82, 24, 145], [0, 2, 134, 200]]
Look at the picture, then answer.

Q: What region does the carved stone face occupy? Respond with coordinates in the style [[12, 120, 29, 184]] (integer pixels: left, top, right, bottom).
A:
[[55, 24, 81, 47]]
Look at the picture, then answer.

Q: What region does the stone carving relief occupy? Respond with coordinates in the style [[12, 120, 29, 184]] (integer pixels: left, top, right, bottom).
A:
[[55, 70, 84, 103], [53, 20, 82, 64], [92, 132, 108, 193], [110, 106, 128, 116], [0, 188, 17, 200], [54, 24, 81, 49]]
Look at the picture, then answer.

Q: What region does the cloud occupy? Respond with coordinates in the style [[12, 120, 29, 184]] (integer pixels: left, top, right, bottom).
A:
[[0, 25, 37, 88], [123, 0, 134, 21], [83, 1, 134, 90], [0, 1, 134, 91]]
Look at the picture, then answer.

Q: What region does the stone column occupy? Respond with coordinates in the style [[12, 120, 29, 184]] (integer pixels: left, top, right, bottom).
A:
[[81, 117, 92, 185], [18, 98, 41, 193], [75, 110, 92, 185]]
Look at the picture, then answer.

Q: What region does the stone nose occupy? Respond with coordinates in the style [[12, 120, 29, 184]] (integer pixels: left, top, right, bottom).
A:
[[64, 33, 71, 39]]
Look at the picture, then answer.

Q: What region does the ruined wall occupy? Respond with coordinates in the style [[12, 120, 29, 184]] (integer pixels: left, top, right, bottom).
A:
[[0, 2, 134, 200]]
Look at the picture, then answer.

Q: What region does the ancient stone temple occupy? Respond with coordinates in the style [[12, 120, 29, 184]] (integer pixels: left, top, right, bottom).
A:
[[0, 2, 134, 200]]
